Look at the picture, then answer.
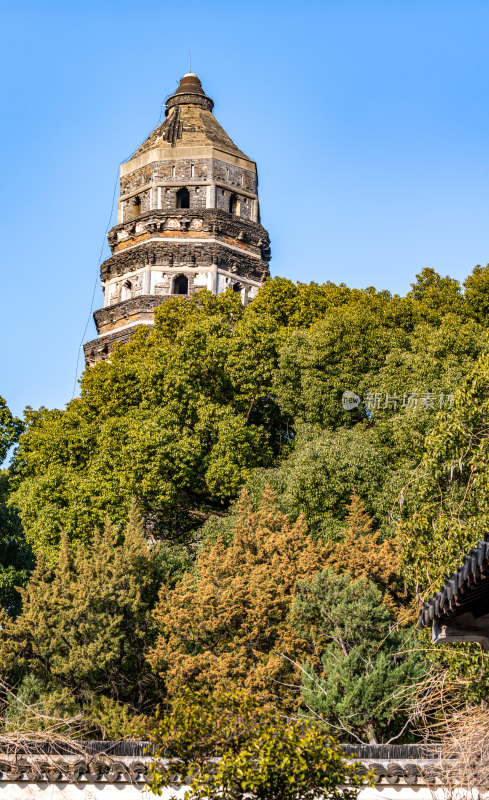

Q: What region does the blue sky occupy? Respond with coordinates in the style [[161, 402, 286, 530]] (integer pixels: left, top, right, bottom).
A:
[[1, 0, 489, 418]]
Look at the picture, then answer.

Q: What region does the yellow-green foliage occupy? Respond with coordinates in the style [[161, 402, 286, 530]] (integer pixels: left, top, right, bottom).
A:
[[148, 688, 368, 800], [0, 505, 161, 716], [149, 486, 326, 704]]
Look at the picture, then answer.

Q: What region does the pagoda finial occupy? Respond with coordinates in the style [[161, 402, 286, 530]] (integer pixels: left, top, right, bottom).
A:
[[166, 72, 214, 113]]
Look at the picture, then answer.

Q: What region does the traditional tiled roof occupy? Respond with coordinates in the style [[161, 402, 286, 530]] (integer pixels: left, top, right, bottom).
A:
[[418, 532, 489, 629], [0, 742, 447, 787]]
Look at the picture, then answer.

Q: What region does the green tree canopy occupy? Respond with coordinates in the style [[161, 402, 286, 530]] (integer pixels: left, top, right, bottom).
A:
[[0, 395, 22, 465], [148, 688, 367, 800], [0, 471, 33, 616], [10, 293, 283, 556], [3, 271, 488, 740], [407, 267, 464, 318], [464, 264, 489, 323], [10, 276, 489, 562], [402, 351, 489, 593], [0, 396, 32, 615]]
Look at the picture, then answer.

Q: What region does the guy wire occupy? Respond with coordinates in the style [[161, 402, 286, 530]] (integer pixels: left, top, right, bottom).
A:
[[71, 103, 165, 400]]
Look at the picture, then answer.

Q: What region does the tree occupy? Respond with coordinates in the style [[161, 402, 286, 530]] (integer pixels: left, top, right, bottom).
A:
[[0, 470, 33, 615], [0, 397, 32, 614], [200, 299, 487, 546], [324, 493, 404, 611], [407, 268, 464, 318], [292, 569, 426, 743], [148, 486, 326, 703], [398, 349, 489, 703], [0, 395, 22, 465], [10, 293, 282, 558], [276, 300, 401, 430], [464, 264, 489, 323], [271, 426, 390, 538], [401, 351, 489, 594], [148, 688, 367, 800], [10, 277, 488, 561], [0, 505, 161, 730], [368, 313, 487, 467]]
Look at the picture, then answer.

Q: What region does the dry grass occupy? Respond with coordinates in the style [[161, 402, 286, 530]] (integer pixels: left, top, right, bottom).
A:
[[406, 666, 489, 800]]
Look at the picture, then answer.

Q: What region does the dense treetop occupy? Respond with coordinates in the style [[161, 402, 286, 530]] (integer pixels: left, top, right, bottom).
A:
[[8, 266, 489, 560], [1, 264, 489, 741]]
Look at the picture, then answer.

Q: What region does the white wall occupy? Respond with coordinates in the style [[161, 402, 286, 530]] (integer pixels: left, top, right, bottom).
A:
[[0, 781, 436, 800]]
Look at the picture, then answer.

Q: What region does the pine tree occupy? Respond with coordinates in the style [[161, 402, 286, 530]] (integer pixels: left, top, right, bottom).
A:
[[148, 486, 326, 704], [344, 493, 373, 535], [292, 569, 426, 743], [324, 493, 404, 612], [0, 504, 161, 727]]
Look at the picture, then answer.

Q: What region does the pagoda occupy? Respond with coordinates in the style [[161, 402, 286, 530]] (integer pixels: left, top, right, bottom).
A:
[[84, 73, 271, 365]]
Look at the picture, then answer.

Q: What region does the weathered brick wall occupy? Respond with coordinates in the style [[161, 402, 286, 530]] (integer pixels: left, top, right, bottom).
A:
[[101, 268, 259, 318], [120, 159, 212, 197], [213, 159, 256, 193], [215, 187, 252, 220], [120, 165, 154, 196], [119, 158, 256, 222], [109, 207, 268, 247], [84, 324, 150, 365]]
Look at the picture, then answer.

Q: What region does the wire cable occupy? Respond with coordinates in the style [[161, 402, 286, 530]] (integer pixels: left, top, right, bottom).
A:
[[70, 103, 166, 400]]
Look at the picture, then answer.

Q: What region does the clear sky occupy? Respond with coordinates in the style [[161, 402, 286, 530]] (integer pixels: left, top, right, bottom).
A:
[[1, 0, 489, 418]]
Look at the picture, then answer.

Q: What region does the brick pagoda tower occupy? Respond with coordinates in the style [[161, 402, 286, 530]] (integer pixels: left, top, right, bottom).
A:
[[84, 73, 271, 365]]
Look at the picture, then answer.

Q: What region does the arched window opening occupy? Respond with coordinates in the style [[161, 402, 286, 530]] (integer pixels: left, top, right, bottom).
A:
[[173, 274, 189, 295], [121, 279, 132, 302], [131, 196, 141, 219], [233, 282, 243, 294], [176, 187, 190, 209], [229, 193, 240, 216]]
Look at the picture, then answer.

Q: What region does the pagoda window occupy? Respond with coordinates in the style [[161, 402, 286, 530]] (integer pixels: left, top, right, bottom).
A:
[[229, 193, 240, 216], [173, 274, 188, 295], [131, 196, 141, 219], [176, 187, 190, 209], [121, 279, 133, 301]]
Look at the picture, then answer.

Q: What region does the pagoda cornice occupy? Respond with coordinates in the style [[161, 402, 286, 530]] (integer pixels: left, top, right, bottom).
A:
[[100, 241, 269, 283], [107, 208, 271, 259]]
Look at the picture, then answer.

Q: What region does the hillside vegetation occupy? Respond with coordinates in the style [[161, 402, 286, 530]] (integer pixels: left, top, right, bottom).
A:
[[1, 265, 489, 741]]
